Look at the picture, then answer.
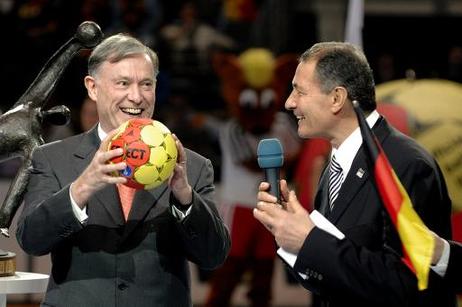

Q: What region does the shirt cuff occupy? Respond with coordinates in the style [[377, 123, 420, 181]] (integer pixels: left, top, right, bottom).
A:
[[169, 192, 193, 221], [431, 238, 450, 277], [171, 205, 192, 221], [69, 183, 88, 224]]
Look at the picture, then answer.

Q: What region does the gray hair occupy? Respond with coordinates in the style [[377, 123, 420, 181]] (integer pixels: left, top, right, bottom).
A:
[[88, 33, 159, 78], [300, 42, 376, 112]]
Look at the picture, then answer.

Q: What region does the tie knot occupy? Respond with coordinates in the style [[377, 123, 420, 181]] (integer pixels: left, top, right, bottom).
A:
[[330, 155, 342, 173]]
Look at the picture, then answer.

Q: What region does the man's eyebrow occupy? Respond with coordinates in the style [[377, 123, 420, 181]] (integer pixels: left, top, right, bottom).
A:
[[292, 83, 304, 92]]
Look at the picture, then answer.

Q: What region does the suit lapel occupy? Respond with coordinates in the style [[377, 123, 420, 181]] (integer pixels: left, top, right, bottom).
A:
[[328, 148, 370, 223], [95, 185, 125, 225], [315, 166, 330, 216], [122, 182, 169, 239], [72, 127, 125, 225], [72, 128, 100, 176], [328, 117, 392, 224]]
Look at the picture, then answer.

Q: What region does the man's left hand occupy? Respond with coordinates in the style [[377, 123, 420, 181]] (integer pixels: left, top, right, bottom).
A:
[[169, 134, 192, 205], [253, 179, 315, 253]]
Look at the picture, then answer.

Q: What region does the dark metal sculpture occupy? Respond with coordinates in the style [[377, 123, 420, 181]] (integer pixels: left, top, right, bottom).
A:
[[0, 21, 103, 238]]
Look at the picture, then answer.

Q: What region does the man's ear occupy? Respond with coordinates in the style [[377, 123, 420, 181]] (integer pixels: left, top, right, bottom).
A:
[[84, 76, 97, 101], [331, 86, 348, 113]]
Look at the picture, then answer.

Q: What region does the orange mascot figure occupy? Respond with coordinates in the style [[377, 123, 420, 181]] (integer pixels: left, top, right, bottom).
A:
[[203, 49, 300, 306]]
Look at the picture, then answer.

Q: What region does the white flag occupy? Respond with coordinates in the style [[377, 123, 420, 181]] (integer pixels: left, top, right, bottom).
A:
[[344, 0, 364, 49]]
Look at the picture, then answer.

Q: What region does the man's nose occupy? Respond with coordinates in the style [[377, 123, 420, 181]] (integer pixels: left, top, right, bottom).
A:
[[128, 85, 142, 103], [285, 92, 295, 110]]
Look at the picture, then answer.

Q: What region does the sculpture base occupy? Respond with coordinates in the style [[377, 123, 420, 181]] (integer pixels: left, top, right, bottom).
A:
[[0, 251, 15, 277]]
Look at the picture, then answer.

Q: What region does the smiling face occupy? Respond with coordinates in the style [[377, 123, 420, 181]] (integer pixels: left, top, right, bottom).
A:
[[285, 60, 336, 140], [84, 53, 156, 133]]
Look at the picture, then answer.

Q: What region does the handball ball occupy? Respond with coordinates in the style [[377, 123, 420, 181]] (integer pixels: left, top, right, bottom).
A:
[[108, 118, 178, 190]]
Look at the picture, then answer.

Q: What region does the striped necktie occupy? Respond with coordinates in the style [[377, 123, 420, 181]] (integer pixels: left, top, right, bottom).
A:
[[328, 155, 343, 211]]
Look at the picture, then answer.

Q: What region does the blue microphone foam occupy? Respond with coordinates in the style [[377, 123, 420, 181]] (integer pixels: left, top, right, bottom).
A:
[[257, 138, 284, 169]]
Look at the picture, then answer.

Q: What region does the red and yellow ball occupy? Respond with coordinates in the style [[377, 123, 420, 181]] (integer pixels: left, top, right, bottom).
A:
[[108, 118, 178, 190]]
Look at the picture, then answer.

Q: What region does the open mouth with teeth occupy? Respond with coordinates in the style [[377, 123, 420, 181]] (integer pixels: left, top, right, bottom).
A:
[[121, 107, 143, 116]]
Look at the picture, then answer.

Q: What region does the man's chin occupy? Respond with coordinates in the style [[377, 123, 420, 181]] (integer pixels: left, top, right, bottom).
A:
[[298, 130, 314, 140]]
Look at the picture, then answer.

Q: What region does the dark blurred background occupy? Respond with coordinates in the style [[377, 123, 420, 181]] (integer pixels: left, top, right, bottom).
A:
[[1, 0, 461, 129]]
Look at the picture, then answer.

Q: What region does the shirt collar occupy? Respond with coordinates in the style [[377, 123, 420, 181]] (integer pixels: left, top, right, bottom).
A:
[[331, 110, 380, 177], [97, 123, 107, 141]]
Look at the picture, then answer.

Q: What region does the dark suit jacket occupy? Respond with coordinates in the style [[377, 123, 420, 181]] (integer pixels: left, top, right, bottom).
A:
[[292, 117, 456, 307], [16, 127, 230, 307], [446, 240, 462, 293]]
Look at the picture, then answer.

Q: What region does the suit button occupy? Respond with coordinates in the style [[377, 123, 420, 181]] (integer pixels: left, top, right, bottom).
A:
[[118, 283, 128, 290], [187, 227, 198, 238]]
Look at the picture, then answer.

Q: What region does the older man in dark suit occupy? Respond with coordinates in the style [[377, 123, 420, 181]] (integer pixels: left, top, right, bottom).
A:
[[254, 42, 455, 307], [16, 33, 230, 307]]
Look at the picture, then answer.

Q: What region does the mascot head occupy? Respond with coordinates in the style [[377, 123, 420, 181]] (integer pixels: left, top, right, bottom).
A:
[[213, 48, 298, 135]]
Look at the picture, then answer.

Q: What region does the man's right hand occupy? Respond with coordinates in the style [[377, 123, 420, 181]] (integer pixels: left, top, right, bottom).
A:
[[71, 129, 127, 208]]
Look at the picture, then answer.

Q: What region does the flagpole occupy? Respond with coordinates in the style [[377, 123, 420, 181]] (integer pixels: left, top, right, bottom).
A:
[[344, 0, 364, 48]]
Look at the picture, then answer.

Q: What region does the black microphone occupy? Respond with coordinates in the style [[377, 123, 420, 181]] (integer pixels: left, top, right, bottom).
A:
[[257, 138, 284, 201]]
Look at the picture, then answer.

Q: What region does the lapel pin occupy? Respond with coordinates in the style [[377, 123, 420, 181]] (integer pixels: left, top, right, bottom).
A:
[[356, 168, 365, 178]]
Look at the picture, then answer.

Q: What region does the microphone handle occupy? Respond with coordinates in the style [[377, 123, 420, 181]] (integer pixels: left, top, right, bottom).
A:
[[264, 168, 281, 201]]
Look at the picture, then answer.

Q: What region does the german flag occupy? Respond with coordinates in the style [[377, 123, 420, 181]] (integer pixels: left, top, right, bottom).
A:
[[352, 101, 434, 290]]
